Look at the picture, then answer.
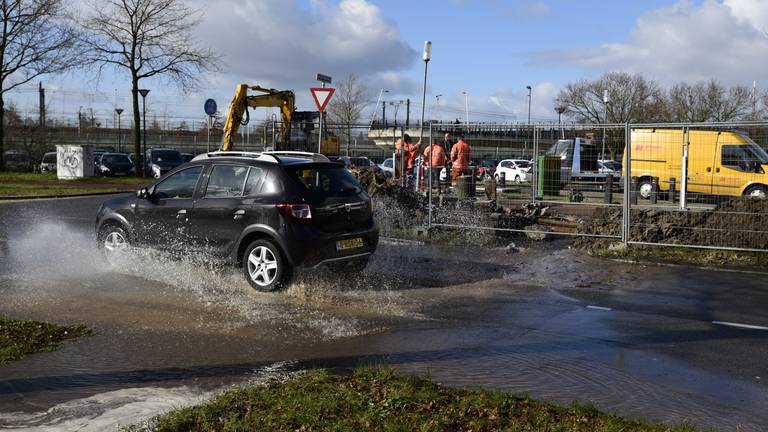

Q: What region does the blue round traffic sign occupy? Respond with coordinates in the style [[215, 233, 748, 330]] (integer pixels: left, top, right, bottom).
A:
[[204, 99, 217, 116]]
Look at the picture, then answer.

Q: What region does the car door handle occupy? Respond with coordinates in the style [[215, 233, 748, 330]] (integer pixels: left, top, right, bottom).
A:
[[706, 167, 711, 172], [233, 209, 246, 220]]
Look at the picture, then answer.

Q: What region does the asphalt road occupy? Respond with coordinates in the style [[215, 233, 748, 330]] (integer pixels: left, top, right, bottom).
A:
[[0, 194, 766, 431]]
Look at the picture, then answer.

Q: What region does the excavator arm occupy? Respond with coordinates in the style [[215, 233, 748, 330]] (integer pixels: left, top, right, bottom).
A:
[[219, 84, 295, 152]]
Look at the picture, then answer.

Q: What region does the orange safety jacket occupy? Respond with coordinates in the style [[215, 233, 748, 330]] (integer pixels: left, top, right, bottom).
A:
[[450, 140, 471, 169], [422, 144, 446, 167]]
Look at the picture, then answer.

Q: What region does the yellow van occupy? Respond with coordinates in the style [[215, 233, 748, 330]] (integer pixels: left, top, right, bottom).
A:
[[625, 128, 768, 199]]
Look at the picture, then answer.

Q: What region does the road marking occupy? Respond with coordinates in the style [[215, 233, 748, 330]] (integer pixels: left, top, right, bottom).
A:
[[586, 305, 612, 311], [712, 321, 768, 331]]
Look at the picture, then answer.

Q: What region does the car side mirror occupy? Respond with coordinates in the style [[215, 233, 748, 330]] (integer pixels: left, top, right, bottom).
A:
[[137, 187, 150, 199]]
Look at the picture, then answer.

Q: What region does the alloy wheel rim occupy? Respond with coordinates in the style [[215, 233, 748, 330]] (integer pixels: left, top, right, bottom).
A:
[[247, 246, 278, 286], [640, 183, 653, 199], [750, 188, 766, 198], [104, 231, 127, 253]]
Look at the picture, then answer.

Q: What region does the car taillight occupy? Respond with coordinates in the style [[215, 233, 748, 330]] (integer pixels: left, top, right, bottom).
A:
[[276, 203, 313, 223]]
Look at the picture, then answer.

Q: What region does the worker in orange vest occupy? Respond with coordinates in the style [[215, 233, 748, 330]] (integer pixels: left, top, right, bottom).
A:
[[450, 136, 471, 185], [421, 141, 446, 190], [394, 134, 417, 180]]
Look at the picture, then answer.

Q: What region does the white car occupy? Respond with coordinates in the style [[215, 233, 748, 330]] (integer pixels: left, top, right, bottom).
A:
[[494, 159, 532, 184], [378, 158, 394, 177]]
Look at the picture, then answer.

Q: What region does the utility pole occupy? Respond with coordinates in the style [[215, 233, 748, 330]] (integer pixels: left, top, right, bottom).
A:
[[39, 83, 46, 150], [382, 103, 387, 128], [406, 98, 410, 128]]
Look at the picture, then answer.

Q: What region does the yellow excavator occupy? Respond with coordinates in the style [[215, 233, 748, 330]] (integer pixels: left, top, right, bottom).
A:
[[219, 84, 295, 151]]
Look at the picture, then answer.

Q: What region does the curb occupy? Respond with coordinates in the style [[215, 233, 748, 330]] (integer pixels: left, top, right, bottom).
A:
[[0, 190, 131, 201]]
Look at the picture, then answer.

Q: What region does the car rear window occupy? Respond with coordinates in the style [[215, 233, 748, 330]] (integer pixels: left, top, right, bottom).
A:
[[103, 154, 130, 164], [286, 165, 362, 195]]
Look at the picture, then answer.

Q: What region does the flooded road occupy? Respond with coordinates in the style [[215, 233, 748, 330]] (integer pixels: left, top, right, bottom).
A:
[[1, 195, 767, 431]]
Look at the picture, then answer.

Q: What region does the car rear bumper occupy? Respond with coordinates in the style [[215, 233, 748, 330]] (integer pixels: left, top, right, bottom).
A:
[[283, 222, 379, 268]]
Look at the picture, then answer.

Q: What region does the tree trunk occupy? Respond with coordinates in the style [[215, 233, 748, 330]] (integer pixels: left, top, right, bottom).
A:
[[0, 91, 4, 170], [131, 77, 142, 176]]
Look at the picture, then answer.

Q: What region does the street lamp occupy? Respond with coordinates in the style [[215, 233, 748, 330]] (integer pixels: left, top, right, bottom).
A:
[[419, 40, 431, 150], [526, 85, 532, 124], [115, 108, 123, 153], [139, 89, 150, 177], [555, 100, 567, 139], [462, 91, 469, 124]]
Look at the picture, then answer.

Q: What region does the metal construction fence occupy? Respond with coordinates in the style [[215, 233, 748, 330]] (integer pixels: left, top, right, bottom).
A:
[[352, 121, 768, 253]]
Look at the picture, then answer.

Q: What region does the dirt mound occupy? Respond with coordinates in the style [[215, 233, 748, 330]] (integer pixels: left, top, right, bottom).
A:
[[574, 198, 768, 251]]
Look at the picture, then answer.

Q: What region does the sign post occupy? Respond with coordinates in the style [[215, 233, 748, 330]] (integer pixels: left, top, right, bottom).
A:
[[313, 74, 333, 154], [204, 99, 217, 152]]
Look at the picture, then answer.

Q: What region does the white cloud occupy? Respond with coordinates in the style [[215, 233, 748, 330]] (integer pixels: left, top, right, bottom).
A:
[[194, 0, 416, 91], [530, 0, 768, 85]]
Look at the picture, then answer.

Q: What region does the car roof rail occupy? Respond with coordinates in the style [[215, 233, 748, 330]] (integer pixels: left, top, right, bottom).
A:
[[192, 151, 281, 163], [262, 151, 330, 162]]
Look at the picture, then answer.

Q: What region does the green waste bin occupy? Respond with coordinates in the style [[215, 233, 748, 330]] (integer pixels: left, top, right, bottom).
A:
[[536, 155, 561, 198]]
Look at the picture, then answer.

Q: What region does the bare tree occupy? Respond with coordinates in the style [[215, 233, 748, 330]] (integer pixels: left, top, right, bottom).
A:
[[666, 80, 753, 122], [0, 0, 81, 169], [327, 74, 368, 155], [556, 72, 665, 124], [81, 0, 217, 175]]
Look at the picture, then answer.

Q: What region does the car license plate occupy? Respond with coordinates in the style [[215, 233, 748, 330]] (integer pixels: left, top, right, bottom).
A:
[[336, 237, 363, 251]]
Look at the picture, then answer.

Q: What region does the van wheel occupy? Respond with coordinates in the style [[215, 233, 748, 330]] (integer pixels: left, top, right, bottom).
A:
[[243, 239, 292, 292], [638, 179, 654, 200], [745, 185, 767, 199]]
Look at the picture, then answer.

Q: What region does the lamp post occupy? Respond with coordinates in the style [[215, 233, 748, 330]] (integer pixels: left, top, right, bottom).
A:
[[419, 40, 431, 151], [115, 108, 123, 152], [602, 89, 609, 161], [462, 91, 469, 124], [139, 89, 150, 177], [526, 85, 532, 124], [555, 101, 567, 140]]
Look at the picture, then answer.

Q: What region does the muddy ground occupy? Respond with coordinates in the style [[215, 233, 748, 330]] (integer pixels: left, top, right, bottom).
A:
[[0, 195, 767, 431]]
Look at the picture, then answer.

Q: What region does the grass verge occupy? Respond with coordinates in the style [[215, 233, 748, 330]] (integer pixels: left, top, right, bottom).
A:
[[591, 244, 768, 268], [0, 317, 92, 366], [0, 172, 149, 185], [0, 183, 127, 197], [130, 367, 701, 432]]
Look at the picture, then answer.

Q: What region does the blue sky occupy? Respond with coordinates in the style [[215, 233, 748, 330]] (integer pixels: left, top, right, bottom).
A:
[[8, 0, 768, 126]]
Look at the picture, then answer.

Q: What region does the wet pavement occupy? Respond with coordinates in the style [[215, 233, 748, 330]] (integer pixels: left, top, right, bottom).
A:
[[0, 195, 767, 431]]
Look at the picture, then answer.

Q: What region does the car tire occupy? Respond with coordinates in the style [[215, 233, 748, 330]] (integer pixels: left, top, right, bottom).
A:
[[514, 175, 521, 184], [638, 178, 654, 200], [98, 224, 130, 262], [745, 184, 767, 199], [243, 239, 291, 292]]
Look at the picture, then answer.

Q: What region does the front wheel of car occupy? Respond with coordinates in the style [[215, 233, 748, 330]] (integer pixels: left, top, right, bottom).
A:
[[514, 175, 521, 184], [98, 225, 130, 263], [243, 239, 291, 292], [745, 184, 767, 199]]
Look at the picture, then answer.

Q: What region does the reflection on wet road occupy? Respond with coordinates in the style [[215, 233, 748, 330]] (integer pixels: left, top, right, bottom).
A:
[[0, 195, 767, 431]]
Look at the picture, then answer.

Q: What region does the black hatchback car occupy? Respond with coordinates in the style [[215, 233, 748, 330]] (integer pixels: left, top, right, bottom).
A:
[[95, 151, 379, 291]]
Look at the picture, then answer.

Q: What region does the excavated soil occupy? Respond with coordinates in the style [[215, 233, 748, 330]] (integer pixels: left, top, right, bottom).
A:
[[574, 198, 768, 251]]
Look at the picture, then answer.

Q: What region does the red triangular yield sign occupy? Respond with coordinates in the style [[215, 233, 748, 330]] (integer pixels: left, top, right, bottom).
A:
[[310, 87, 335, 112]]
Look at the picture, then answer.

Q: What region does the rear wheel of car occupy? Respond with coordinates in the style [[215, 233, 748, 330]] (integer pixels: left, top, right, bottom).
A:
[[745, 184, 767, 199], [98, 225, 129, 262], [243, 239, 291, 292], [514, 175, 521, 184], [638, 178, 654, 199]]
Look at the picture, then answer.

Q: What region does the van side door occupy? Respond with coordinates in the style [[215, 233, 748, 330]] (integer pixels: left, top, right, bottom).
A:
[[684, 132, 713, 195]]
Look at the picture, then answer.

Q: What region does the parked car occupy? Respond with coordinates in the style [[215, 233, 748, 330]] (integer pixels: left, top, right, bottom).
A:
[[145, 148, 184, 179], [181, 153, 194, 163], [96, 152, 134, 176], [40, 152, 57, 173], [3, 150, 30, 172], [378, 158, 394, 177], [494, 159, 531, 184], [95, 151, 379, 291]]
